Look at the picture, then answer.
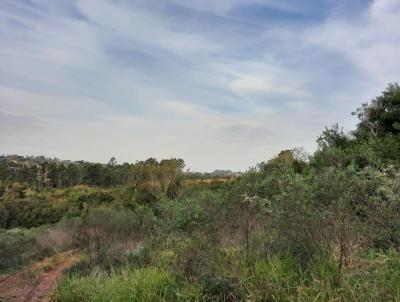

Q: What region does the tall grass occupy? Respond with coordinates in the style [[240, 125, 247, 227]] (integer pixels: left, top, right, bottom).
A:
[[53, 267, 199, 302], [54, 249, 400, 302]]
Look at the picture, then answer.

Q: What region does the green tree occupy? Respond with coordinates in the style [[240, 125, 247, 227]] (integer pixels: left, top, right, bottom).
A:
[[83, 164, 104, 186], [353, 83, 400, 139]]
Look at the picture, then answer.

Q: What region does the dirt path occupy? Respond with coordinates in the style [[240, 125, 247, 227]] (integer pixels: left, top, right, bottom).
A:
[[0, 250, 80, 302]]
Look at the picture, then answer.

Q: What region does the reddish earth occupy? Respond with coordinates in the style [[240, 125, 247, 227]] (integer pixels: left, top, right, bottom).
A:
[[0, 250, 80, 302]]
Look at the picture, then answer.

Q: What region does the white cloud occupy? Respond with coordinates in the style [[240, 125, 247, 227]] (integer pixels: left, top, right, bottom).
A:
[[76, 0, 222, 54], [306, 0, 400, 78], [0, 110, 42, 134], [156, 100, 213, 120], [229, 73, 310, 98], [223, 58, 312, 99], [169, 0, 298, 14], [1, 0, 399, 171], [0, 85, 111, 121]]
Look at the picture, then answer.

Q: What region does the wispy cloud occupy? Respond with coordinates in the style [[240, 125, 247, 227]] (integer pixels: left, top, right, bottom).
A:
[[306, 0, 400, 79], [0, 0, 399, 170], [0, 110, 42, 134], [229, 73, 310, 98]]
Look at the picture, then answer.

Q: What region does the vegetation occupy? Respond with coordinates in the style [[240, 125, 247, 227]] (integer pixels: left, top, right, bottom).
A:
[[1, 83, 400, 301]]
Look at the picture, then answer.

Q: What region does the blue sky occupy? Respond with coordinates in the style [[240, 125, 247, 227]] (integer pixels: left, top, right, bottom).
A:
[[0, 0, 399, 171]]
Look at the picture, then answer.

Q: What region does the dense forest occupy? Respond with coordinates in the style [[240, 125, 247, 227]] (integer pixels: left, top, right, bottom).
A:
[[1, 83, 400, 301]]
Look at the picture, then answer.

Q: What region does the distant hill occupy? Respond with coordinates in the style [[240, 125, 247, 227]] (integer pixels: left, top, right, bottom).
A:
[[187, 169, 242, 179]]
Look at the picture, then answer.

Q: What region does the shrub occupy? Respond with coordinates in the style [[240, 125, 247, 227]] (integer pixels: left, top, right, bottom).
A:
[[0, 228, 48, 271], [201, 275, 243, 302]]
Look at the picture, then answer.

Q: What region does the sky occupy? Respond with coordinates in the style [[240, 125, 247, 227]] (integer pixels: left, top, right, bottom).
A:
[[0, 0, 399, 171]]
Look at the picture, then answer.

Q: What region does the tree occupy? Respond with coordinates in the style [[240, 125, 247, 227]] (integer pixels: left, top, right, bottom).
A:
[[0, 158, 7, 182], [353, 83, 400, 139], [108, 157, 118, 167], [82, 164, 104, 186], [260, 148, 307, 174], [317, 123, 350, 150], [236, 194, 270, 258], [65, 164, 80, 187], [77, 208, 120, 262]]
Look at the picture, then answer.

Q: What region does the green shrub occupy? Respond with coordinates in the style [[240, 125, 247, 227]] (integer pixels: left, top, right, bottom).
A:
[[201, 275, 243, 302], [0, 227, 48, 271]]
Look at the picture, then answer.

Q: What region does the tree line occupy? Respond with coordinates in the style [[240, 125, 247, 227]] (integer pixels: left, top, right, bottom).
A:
[[0, 156, 184, 189]]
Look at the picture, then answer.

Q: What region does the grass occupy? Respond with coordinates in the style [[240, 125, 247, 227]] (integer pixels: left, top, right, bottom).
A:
[[284, 248, 400, 302], [53, 267, 198, 302], [53, 248, 400, 302]]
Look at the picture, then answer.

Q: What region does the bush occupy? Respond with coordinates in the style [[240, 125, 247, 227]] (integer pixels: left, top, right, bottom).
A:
[[162, 190, 226, 243], [75, 207, 156, 268], [201, 275, 243, 302], [0, 198, 68, 228], [0, 228, 48, 271]]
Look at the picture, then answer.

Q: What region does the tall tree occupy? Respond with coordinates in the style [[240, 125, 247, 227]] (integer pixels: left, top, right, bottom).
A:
[[353, 83, 400, 139]]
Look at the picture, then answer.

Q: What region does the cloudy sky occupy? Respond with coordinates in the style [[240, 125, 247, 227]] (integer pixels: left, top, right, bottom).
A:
[[1, 0, 399, 171]]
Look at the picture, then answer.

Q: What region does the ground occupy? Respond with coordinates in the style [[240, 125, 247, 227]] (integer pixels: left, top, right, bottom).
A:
[[0, 251, 79, 302]]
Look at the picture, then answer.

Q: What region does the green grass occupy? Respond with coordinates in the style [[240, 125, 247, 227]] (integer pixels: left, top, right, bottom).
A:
[[53, 249, 400, 302], [53, 267, 200, 302]]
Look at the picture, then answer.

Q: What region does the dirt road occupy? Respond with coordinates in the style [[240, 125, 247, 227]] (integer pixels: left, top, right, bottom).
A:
[[0, 250, 79, 302]]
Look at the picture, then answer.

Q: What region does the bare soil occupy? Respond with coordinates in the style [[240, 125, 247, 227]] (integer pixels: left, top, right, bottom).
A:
[[0, 250, 79, 302]]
